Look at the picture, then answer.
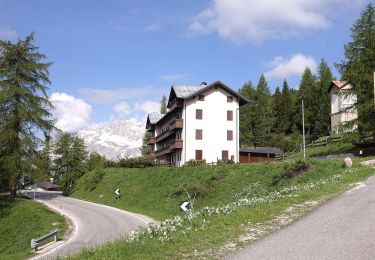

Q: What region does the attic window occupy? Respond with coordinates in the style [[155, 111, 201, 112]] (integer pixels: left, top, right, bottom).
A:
[[198, 95, 205, 101], [227, 96, 233, 102]]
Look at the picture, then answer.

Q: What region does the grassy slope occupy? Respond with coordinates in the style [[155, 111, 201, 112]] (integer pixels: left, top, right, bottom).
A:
[[0, 196, 67, 260], [68, 159, 375, 259], [287, 142, 357, 160]]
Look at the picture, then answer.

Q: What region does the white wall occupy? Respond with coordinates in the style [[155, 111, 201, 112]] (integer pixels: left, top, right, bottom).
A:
[[181, 87, 239, 164]]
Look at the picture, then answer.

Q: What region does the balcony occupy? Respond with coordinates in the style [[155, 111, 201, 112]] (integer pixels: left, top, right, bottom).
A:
[[147, 137, 156, 145], [155, 139, 183, 157], [170, 100, 184, 111], [170, 119, 183, 130], [147, 151, 155, 158]]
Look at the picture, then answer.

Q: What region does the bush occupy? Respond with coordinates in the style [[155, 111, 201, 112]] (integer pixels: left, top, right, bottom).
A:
[[272, 160, 311, 185], [117, 157, 156, 168], [184, 159, 206, 167], [84, 168, 104, 191], [216, 159, 235, 166]]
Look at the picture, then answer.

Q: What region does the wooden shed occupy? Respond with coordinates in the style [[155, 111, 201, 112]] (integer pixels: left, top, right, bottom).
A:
[[239, 147, 282, 163]]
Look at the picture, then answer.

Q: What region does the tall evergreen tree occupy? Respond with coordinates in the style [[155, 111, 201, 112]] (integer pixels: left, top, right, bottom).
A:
[[315, 59, 333, 136], [160, 95, 167, 114], [140, 131, 152, 156], [272, 86, 283, 134], [35, 134, 52, 181], [253, 74, 273, 146], [337, 3, 375, 139], [294, 68, 317, 140], [53, 133, 87, 191], [0, 34, 55, 197], [239, 81, 257, 146]]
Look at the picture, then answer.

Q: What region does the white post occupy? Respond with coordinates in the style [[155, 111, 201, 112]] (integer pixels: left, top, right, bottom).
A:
[[33, 183, 36, 199], [301, 95, 306, 160]]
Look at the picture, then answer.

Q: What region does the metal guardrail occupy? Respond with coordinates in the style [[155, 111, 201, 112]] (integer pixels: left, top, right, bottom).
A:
[[31, 229, 59, 251]]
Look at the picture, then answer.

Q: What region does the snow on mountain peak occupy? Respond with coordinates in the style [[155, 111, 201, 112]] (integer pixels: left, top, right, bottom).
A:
[[77, 119, 145, 160]]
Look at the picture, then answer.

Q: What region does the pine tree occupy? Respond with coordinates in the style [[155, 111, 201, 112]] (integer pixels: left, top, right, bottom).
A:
[[53, 133, 87, 191], [281, 80, 294, 134], [315, 59, 333, 136], [160, 95, 167, 114], [140, 131, 152, 156], [337, 3, 375, 139], [272, 86, 283, 134], [294, 68, 317, 140], [253, 75, 273, 146], [239, 81, 257, 146], [0, 34, 55, 197], [35, 134, 52, 182]]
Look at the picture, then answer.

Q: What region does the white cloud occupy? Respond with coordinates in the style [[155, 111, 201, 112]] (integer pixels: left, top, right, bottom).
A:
[[0, 26, 17, 40], [78, 86, 153, 104], [113, 102, 130, 116], [134, 101, 160, 114], [50, 92, 92, 133], [158, 73, 187, 81], [189, 0, 362, 43], [264, 53, 318, 80], [144, 23, 161, 32]]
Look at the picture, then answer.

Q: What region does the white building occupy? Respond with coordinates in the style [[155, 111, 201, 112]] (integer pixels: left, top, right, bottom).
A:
[[330, 80, 358, 134], [146, 81, 249, 166]]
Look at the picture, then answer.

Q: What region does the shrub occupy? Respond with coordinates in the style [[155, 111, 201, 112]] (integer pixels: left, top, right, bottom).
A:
[[272, 160, 311, 185], [84, 168, 104, 191], [117, 157, 156, 168], [216, 159, 235, 166], [184, 159, 206, 167]]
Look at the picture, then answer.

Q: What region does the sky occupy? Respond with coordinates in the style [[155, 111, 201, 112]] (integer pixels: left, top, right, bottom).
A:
[[0, 0, 373, 133]]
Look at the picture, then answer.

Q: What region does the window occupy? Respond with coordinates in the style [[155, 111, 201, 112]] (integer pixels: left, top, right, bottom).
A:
[[196, 109, 203, 120], [227, 130, 233, 141], [227, 110, 233, 121], [195, 150, 203, 160], [222, 150, 228, 160], [198, 94, 205, 101], [227, 96, 233, 102], [196, 129, 202, 140]]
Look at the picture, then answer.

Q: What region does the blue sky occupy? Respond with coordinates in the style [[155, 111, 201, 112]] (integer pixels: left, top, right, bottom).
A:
[[0, 0, 372, 132]]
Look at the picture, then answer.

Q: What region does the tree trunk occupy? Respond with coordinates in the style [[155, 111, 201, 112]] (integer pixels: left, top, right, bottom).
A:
[[10, 186, 17, 198]]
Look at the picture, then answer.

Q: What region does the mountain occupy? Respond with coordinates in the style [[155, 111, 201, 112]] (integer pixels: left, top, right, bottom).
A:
[[77, 120, 145, 160]]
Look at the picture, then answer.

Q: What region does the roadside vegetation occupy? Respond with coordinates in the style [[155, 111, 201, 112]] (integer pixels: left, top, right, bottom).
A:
[[0, 196, 67, 260], [68, 159, 374, 259]]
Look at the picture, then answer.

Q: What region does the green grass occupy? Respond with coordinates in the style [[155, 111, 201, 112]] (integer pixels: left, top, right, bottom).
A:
[[287, 142, 357, 160], [0, 196, 67, 260], [68, 159, 375, 259]]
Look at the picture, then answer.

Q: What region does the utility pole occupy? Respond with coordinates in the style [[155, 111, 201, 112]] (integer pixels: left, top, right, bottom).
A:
[[301, 93, 306, 160]]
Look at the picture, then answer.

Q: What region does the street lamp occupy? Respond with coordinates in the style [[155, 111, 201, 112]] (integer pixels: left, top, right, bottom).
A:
[[301, 93, 306, 160]]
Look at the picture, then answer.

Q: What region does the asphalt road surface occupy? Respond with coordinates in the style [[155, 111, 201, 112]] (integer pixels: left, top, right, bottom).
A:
[[23, 190, 152, 259], [228, 173, 375, 260]]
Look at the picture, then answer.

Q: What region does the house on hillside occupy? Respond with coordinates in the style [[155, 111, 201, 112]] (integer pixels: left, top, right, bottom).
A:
[[146, 81, 249, 166], [330, 80, 357, 134]]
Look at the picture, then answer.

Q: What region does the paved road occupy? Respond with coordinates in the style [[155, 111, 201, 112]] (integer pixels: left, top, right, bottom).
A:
[[228, 173, 375, 260], [23, 191, 152, 259]]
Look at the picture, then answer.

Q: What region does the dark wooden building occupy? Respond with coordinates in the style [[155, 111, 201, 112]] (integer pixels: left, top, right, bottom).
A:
[[239, 147, 282, 163]]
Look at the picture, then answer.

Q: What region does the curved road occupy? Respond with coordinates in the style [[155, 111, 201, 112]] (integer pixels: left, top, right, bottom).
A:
[[23, 191, 152, 259], [228, 171, 375, 260]]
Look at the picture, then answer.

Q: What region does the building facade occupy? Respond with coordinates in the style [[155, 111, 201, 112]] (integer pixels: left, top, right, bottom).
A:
[[146, 81, 249, 166], [330, 80, 358, 134]]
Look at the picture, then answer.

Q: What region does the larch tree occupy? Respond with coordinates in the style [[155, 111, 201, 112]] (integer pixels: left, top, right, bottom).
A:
[[0, 34, 55, 197], [239, 81, 257, 146], [160, 95, 167, 114], [315, 59, 333, 136], [337, 3, 375, 139]]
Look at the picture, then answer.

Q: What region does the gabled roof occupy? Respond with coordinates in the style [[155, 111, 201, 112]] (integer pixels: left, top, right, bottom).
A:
[[146, 112, 165, 128], [167, 81, 250, 107], [329, 80, 352, 92]]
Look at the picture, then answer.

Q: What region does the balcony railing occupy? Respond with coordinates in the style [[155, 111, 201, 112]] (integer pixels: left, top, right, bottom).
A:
[[156, 119, 183, 142], [170, 119, 183, 130], [155, 139, 183, 157], [170, 100, 184, 111]]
